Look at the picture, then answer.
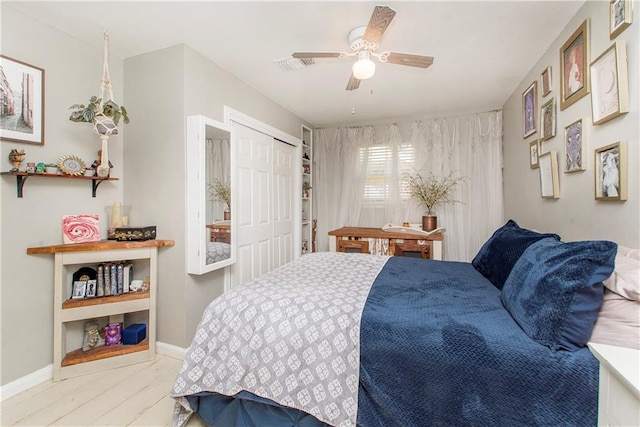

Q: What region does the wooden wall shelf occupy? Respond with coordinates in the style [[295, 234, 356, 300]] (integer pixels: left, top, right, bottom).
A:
[[1, 171, 119, 198]]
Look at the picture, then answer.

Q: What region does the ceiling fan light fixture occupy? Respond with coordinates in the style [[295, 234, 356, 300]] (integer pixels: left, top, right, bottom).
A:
[[352, 51, 376, 80]]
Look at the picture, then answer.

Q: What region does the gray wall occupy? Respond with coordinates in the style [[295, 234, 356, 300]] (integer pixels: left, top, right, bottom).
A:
[[503, 1, 639, 247]]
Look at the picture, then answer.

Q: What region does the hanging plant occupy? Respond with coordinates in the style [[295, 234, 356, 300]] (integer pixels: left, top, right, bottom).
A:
[[69, 96, 129, 126]]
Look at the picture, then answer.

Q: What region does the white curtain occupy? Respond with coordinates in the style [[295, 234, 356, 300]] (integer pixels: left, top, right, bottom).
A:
[[314, 110, 504, 261]]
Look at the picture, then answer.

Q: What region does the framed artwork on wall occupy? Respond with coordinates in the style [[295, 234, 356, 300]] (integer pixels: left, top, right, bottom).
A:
[[541, 66, 552, 97], [529, 139, 540, 169], [539, 151, 560, 199], [560, 19, 590, 110], [595, 141, 627, 201], [610, 0, 633, 39], [522, 81, 537, 138], [564, 119, 585, 173], [539, 98, 556, 141], [0, 55, 45, 145], [590, 41, 629, 125]]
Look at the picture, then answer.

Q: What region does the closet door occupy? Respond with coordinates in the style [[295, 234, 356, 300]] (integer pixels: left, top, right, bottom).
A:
[[232, 124, 273, 287], [273, 141, 295, 269]]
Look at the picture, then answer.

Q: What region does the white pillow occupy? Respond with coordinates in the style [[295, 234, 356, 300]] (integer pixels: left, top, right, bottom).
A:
[[590, 289, 640, 349], [603, 245, 640, 301]]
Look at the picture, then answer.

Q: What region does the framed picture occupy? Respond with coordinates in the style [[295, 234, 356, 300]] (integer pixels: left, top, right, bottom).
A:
[[85, 279, 97, 298], [610, 0, 632, 39], [529, 139, 540, 169], [560, 19, 590, 110], [595, 141, 627, 201], [539, 151, 560, 198], [0, 55, 45, 145], [62, 214, 101, 244], [564, 119, 585, 173], [541, 66, 552, 97], [72, 280, 87, 299], [522, 81, 537, 138], [590, 41, 629, 125], [539, 98, 556, 141]]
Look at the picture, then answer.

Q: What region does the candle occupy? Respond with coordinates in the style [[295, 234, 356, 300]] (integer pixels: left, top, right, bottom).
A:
[[111, 202, 123, 228]]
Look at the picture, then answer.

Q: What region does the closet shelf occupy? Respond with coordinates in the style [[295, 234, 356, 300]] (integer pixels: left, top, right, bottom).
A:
[[1, 171, 119, 198]]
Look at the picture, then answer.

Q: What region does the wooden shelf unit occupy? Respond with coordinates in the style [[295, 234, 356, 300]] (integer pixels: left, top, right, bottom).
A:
[[1, 171, 119, 198], [301, 125, 313, 254], [27, 239, 174, 381]]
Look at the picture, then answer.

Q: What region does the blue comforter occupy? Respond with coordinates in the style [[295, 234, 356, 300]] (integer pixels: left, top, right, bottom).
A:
[[184, 256, 598, 426]]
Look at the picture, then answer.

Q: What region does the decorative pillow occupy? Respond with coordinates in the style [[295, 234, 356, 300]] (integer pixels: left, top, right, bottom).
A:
[[501, 237, 617, 351], [472, 219, 561, 290], [589, 289, 640, 349], [603, 245, 640, 301]]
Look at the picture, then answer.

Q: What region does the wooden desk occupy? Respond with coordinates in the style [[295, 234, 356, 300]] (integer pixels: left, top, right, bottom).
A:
[[328, 226, 444, 260], [207, 221, 231, 244]]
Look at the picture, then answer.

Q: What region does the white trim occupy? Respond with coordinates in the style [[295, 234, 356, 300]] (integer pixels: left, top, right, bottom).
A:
[[0, 364, 52, 401], [223, 106, 301, 147], [157, 341, 188, 360]]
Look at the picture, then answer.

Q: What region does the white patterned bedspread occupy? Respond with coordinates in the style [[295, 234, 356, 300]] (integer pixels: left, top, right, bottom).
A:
[[172, 252, 390, 427]]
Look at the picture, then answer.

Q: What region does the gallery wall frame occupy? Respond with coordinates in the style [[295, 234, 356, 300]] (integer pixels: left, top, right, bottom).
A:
[[539, 151, 560, 199], [595, 141, 627, 201], [610, 0, 633, 39], [560, 19, 590, 111], [564, 119, 585, 173], [0, 55, 45, 145], [529, 139, 540, 169], [541, 66, 552, 97], [522, 81, 537, 138], [590, 41, 629, 125], [540, 97, 556, 141]]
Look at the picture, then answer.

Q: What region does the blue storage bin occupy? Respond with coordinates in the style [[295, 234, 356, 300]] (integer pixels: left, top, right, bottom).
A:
[[122, 323, 147, 345]]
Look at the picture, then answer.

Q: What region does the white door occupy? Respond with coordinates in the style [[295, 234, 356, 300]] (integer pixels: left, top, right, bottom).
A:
[[231, 123, 273, 287], [272, 141, 295, 269]]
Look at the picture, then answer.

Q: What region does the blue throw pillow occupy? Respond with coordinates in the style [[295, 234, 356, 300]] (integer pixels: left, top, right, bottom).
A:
[[472, 220, 561, 290], [501, 237, 617, 351]]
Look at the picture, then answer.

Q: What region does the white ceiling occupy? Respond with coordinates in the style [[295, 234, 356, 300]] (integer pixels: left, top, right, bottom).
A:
[[5, 1, 585, 127]]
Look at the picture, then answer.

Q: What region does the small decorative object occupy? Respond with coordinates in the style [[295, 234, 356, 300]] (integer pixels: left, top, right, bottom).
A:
[[62, 214, 101, 244], [129, 279, 144, 292], [541, 66, 552, 97], [72, 280, 87, 299], [610, 0, 632, 39], [595, 141, 627, 201], [142, 277, 150, 292], [8, 149, 26, 171], [84, 168, 95, 177], [529, 139, 540, 169], [539, 98, 556, 141], [104, 322, 122, 346], [35, 162, 46, 173], [590, 41, 629, 126], [44, 163, 58, 174], [560, 19, 590, 110], [26, 162, 36, 173], [81, 320, 105, 352], [302, 181, 312, 198], [57, 155, 86, 176], [113, 226, 157, 241], [91, 150, 113, 178], [522, 81, 537, 138], [564, 119, 585, 173], [68, 32, 129, 178], [106, 203, 130, 239], [85, 279, 97, 298], [539, 151, 560, 198], [122, 323, 147, 345], [0, 55, 44, 145], [407, 170, 466, 231]]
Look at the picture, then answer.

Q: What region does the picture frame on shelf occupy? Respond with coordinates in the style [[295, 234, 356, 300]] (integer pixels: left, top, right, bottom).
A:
[[539, 151, 560, 199], [522, 81, 537, 138], [541, 66, 552, 97], [590, 41, 629, 125], [529, 139, 540, 169], [539, 98, 556, 141], [72, 280, 87, 299], [564, 119, 585, 173], [560, 19, 589, 110], [610, 0, 632, 39], [595, 141, 627, 201], [85, 279, 97, 298], [0, 55, 45, 145]]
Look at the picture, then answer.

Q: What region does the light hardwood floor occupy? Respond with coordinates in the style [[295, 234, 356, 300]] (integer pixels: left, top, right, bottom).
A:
[[1, 354, 207, 427]]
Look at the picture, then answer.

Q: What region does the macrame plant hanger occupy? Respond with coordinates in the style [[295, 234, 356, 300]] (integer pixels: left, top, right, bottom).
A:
[[95, 31, 118, 178]]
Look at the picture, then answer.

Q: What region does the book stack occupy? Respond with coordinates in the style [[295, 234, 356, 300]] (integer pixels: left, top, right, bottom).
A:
[[96, 262, 133, 297]]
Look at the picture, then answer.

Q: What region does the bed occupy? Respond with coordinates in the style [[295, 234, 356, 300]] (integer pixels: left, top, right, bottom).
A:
[[172, 220, 624, 427]]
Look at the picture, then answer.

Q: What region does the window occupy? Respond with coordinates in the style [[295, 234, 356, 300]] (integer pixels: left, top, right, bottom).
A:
[[360, 143, 415, 201]]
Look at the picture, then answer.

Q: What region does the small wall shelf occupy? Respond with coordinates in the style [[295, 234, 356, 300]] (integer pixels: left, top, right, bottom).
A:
[[1, 171, 119, 198]]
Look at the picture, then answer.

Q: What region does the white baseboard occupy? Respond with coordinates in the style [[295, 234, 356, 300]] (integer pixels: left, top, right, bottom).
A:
[[0, 364, 52, 402], [1, 341, 188, 402]]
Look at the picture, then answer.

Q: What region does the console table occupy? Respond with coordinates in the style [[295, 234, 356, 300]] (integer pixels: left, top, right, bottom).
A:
[[328, 226, 444, 260]]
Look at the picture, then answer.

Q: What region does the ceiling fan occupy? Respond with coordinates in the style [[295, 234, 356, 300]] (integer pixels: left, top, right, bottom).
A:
[[292, 5, 434, 91]]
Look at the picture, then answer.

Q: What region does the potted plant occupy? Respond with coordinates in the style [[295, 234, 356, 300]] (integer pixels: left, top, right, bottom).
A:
[[208, 179, 231, 220], [406, 170, 466, 231], [69, 96, 130, 127]]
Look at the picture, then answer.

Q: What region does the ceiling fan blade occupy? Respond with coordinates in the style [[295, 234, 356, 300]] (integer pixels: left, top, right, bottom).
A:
[[292, 52, 342, 59], [385, 52, 434, 68], [363, 5, 397, 44], [346, 73, 361, 91]]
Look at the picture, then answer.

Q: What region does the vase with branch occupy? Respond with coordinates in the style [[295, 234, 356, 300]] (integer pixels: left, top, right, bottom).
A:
[[407, 170, 466, 231], [208, 178, 231, 220]]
